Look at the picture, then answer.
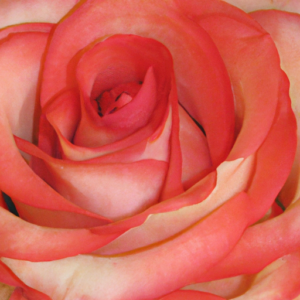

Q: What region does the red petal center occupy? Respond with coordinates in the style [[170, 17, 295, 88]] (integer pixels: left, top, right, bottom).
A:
[[93, 81, 141, 117]]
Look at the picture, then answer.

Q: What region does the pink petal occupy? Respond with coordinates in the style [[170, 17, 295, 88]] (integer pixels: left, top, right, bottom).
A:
[[250, 10, 300, 206], [0, 262, 50, 300], [18, 107, 173, 220], [45, 89, 81, 144], [198, 10, 282, 161], [183, 275, 253, 299], [222, 0, 300, 14], [158, 290, 225, 300], [193, 71, 297, 283], [232, 251, 300, 300], [242, 72, 297, 223], [0, 26, 106, 228], [0, 29, 50, 143], [198, 198, 300, 282], [0, 23, 52, 40], [41, 0, 235, 167], [0, 0, 79, 28], [0, 197, 117, 261], [178, 105, 212, 190], [73, 35, 171, 148], [95, 156, 254, 255], [1, 192, 252, 300], [34, 157, 168, 221], [1, 131, 110, 228]]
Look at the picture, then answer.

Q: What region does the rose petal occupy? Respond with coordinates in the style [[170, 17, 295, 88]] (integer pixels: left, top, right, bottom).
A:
[[96, 155, 254, 255], [178, 105, 212, 190], [0, 0, 79, 28], [44, 89, 81, 145], [1, 192, 252, 300], [183, 275, 252, 299], [198, 199, 300, 282], [0, 262, 50, 300], [158, 290, 225, 300], [250, 10, 300, 206], [46, 99, 171, 162], [73, 35, 172, 148], [232, 252, 300, 300], [0, 29, 50, 143], [242, 72, 297, 223], [18, 105, 173, 220], [0, 23, 52, 40], [0, 27, 106, 228], [198, 10, 282, 160], [191, 70, 297, 282], [0, 197, 117, 261], [34, 158, 168, 221], [222, 0, 300, 14], [90, 170, 216, 239], [74, 66, 159, 147]]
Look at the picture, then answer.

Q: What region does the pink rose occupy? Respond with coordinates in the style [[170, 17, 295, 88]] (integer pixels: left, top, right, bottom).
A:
[[0, 0, 299, 299]]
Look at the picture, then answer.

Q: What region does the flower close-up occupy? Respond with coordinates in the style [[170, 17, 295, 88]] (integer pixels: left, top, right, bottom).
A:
[[0, 0, 300, 299]]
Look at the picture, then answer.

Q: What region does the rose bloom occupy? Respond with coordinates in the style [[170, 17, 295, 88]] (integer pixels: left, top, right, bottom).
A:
[[0, 0, 299, 299]]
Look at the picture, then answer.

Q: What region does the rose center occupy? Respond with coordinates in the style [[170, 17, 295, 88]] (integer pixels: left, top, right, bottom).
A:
[[93, 81, 142, 117]]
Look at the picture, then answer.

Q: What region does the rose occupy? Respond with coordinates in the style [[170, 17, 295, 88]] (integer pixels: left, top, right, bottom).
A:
[[0, 0, 299, 299], [0, 0, 298, 299]]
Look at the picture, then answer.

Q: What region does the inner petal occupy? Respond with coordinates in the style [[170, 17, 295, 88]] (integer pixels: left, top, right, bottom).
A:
[[73, 34, 173, 149], [93, 81, 141, 117]]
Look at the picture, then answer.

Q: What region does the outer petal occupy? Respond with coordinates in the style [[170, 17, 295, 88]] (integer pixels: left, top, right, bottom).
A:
[[231, 252, 300, 300], [0, 262, 50, 300], [158, 290, 225, 300], [195, 7, 282, 160], [179, 105, 212, 190], [222, 0, 300, 14], [183, 275, 252, 299], [0, 0, 79, 28], [249, 10, 300, 206], [191, 70, 297, 283], [0, 27, 108, 228], [96, 156, 254, 255], [1, 192, 252, 300], [0, 27, 52, 144], [0, 198, 118, 261]]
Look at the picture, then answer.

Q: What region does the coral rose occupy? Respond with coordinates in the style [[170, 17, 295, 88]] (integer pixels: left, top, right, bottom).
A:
[[0, 0, 299, 299]]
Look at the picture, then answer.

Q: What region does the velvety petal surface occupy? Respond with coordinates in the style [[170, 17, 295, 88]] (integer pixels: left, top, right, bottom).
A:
[[179, 105, 212, 189], [0, 26, 109, 228], [158, 290, 225, 300], [232, 251, 300, 300], [195, 7, 282, 161], [0, 262, 50, 300], [250, 10, 300, 207], [73, 35, 172, 148], [41, 0, 235, 168], [183, 275, 252, 299], [222, 0, 300, 14], [96, 156, 254, 255], [0, 0, 79, 28], [190, 71, 296, 283], [0, 198, 118, 261], [1, 192, 252, 300]]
